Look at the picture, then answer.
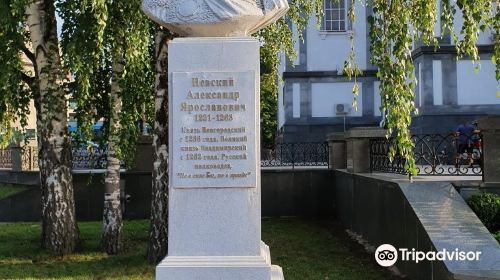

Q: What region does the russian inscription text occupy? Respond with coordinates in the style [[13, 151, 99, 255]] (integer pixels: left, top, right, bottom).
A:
[[172, 71, 257, 188]]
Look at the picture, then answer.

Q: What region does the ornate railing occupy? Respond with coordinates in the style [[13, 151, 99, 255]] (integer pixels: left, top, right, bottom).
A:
[[370, 133, 483, 176], [0, 149, 12, 169], [15, 145, 108, 170], [72, 146, 108, 170], [0, 142, 330, 170], [21, 146, 38, 170], [15, 145, 105, 170], [261, 142, 329, 169], [15, 145, 109, 170]]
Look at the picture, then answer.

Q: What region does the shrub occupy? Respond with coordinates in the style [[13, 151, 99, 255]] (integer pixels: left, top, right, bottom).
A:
[[494, 231, 500, 243], [467, 192, 500, 232]]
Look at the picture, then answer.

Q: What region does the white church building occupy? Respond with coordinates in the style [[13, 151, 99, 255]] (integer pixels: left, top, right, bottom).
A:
[[277, 0, 499, 143]]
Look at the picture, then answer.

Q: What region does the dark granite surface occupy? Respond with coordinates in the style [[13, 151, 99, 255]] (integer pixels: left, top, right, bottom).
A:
[[399, 182, 500, 278]]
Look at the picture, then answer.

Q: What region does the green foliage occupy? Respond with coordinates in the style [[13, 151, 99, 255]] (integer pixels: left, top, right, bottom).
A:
[[1, 0, 498, 175], [365, 0, 498, 175], [260, 76, 278, 148], [259, 0, 497, 166], [58, 0, 154, 167], [109, 0, 154, 167], [467, 192, 500, 232], [0, 0, 32, 148], [454, 0, 494, 65], [491, 5, 500, 96], [58, 0, 111, 144], [368, 0, 423, 174], [494, 231, 500, 243], [343, 0, 362, 108]]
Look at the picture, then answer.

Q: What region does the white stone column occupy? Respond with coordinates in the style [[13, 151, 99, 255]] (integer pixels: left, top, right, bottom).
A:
[[156, 37, 284, 280]]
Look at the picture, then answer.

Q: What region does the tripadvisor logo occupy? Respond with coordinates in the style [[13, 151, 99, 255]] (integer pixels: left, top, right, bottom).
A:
[[374, 244, 482, 267], [375, 244, 398, 267]]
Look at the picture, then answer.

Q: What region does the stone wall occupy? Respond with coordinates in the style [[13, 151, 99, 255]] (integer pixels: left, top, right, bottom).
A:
[[0, 169, 335, 222], [334, 170, 500, 280]]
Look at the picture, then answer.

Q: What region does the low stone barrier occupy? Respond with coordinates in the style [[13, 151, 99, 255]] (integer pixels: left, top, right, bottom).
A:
[[0, 169, 335, 221], [334, 170, 500, 279]]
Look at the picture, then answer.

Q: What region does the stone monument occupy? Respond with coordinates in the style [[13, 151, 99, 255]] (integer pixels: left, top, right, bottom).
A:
[[142, 0, 288, 36], [142, 1, 289, 279]]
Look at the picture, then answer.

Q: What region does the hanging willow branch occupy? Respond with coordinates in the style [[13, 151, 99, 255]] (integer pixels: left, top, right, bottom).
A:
[[366, 0, 497, 175], [343, 0, 362, 109], [257, 0, 497, 175], [58, 0, 153, 165]]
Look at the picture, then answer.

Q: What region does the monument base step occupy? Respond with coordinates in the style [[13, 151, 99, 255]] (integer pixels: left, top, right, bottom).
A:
[[271, 265, 284, 280], [156, 242, 284, 280]]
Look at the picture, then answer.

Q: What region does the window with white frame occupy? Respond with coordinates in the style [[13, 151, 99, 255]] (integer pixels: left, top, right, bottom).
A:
[[322, 0, 347, 32]]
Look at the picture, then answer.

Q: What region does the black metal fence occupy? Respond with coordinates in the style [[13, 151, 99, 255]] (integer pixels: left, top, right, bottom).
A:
[[0, 142, 329, 171], [73, 142, 331, 170], [261, 142, 330, 169], [370, 133, 483, 176]]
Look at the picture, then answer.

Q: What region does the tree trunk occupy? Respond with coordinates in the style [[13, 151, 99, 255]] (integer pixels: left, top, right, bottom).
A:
[[101, 48, 124, 255], [26, 0, 79, 255], [147, 28, 173, 264]]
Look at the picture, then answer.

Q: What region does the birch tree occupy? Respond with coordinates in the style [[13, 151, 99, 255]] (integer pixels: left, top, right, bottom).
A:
[[0, 0, 80, 255], [101, 44, 125, 254], [147, 27, 173, 264], [27, 0, 80, 255], [58, 0, 153, 254]]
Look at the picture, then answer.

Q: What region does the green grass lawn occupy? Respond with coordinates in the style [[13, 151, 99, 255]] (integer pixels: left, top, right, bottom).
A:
[[0, 219, 395, 280], [0, 184, 27, 200]]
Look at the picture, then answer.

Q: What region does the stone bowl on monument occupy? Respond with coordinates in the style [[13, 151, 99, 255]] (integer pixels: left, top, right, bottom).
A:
[[142, 1, 289, 279]]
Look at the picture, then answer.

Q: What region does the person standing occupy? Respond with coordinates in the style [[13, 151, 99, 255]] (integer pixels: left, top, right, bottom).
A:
[[454, 120, 477, 167]]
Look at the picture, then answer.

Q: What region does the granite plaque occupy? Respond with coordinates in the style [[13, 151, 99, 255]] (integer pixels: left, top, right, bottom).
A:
[[171, 71, 257, 188]]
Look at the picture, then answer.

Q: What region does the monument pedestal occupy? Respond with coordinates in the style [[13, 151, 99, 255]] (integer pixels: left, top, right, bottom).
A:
[[156, 38, 283, 280], [157, 242, 283, 279]]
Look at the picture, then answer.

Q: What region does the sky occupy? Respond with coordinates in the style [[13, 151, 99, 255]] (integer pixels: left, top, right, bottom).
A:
[[56, 13, 63, 38]]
